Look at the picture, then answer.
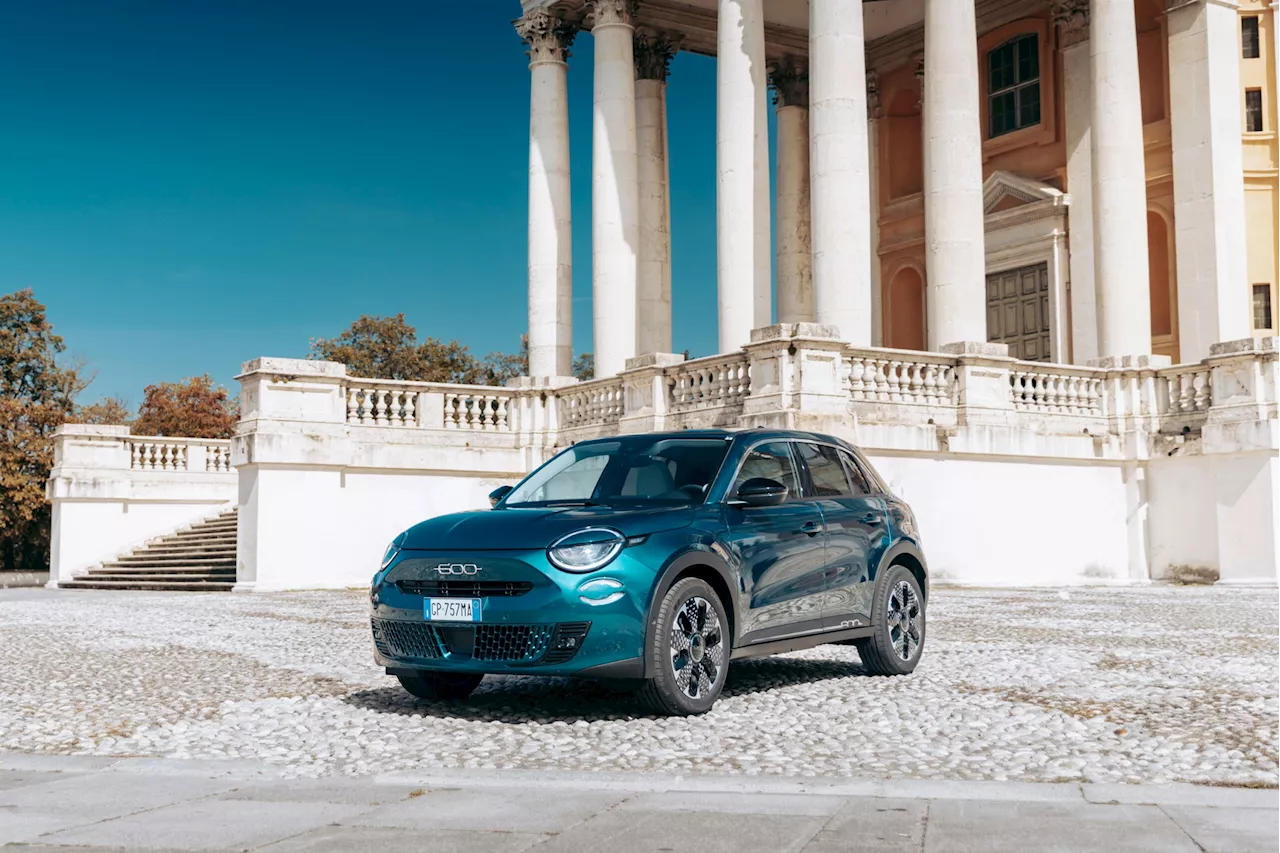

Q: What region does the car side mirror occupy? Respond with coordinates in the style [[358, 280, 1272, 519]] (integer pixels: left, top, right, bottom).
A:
[[488, 485, 513, 507], [731, 477, 788, 508]]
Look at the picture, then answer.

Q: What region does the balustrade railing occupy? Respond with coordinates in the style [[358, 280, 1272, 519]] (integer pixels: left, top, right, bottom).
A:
[[848, 350, 957, 405], [558, 379, 624, 429], [1009, 364, 1105, 416], [342, 379, 517, 431], [668, 353, 750, 413], [128, 438, 233, 472], [1158, 365, 1212, 416]]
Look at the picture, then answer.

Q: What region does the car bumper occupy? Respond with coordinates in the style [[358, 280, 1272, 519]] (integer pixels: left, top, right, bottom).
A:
[[369, 548, 654, 678]]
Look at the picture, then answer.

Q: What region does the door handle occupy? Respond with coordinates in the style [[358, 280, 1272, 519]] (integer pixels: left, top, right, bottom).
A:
[[798, 521, 822, 536], [860, 513, 882, 525]]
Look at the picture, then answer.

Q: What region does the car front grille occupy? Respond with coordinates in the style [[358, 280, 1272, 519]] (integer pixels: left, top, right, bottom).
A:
[[396, 579, 534, 598], [371, 619, 445, 660], [372, 619, 590, 665]]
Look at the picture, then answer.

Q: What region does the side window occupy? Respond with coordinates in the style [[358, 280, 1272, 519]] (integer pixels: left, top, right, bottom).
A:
[[840, 450, 871, 496], [732, 442, 800, 499], [796, 443, 851, 497]]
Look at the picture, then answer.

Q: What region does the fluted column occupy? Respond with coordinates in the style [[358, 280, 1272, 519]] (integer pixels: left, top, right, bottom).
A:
[[634, 29, 680, 356], [1167, 0, 1251, 360], [591, 0, 640, 378], [1090, 0, 1154, 360], [810, 0, 872, 344], [516, 10, 577, 379], [868, 70, 884, 345], [770, 57, 813, 324], [1056, 0, 1097, 364], [716, 0, 770, 352], [923, 0, 989, 349]]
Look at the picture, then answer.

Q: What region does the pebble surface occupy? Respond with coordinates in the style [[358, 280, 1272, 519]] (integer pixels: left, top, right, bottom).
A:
[[1, 586, 1275, 786]]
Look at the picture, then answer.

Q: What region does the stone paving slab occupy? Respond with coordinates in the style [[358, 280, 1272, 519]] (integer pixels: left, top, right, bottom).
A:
[[0, 758, 1275, 853]]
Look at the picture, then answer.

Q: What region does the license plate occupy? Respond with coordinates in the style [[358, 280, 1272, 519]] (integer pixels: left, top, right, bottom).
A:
[[425, 598, 482, 622]]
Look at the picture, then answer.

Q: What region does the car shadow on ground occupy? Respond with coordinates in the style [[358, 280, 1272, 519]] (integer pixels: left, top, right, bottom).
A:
[[343, 655, 871, 722]]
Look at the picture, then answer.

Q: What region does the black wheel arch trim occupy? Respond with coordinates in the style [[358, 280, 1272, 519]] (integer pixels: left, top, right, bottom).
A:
[[872, 538, 930, 606], [641, 547, 740, 679]]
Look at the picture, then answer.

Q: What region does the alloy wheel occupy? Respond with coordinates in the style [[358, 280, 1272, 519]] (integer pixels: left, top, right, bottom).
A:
[[887, 579, 922, 661], [668, 595, 725, 699]]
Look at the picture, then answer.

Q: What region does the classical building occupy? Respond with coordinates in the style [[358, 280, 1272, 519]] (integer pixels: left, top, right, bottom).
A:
[[514, 0, 1279, 377], [45, 0, 1279, 593]]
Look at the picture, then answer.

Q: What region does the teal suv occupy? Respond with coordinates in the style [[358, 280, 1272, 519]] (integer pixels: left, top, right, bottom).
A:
[[370, 429, 928, 716]]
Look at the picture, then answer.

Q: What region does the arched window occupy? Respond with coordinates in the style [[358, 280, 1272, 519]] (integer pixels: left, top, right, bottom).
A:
[[987, 34, 1040, 137]]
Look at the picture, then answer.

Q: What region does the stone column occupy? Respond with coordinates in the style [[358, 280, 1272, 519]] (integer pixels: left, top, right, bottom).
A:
[[1166, 0, 1251, 361], [716, 0, 770, 352], [591, 0, 640, 378], [1055, 0, 1098, 364], [1089, 0, 1154, 360], [770, 57, 813, 324], [516, 10, 577, 379], [922, 0, 989, 350], [809, 0, 872, 344], [868, 70, 884, 346], [634, 29, 680, 356]]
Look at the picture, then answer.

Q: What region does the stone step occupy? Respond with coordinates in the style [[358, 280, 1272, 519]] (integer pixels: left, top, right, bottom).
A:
[[86, 565, 236, 576], [60, 579, 235, 591], [130, 545, 236, 556], [83, 571, 235, 581], [149, 535, 237, 547]]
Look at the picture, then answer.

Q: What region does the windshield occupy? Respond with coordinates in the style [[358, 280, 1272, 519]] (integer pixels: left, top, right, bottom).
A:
[[503, 437, 731, 507]]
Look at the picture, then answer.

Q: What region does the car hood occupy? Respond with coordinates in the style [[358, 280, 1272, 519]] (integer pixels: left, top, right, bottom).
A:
[[398, 505, 697, 551]]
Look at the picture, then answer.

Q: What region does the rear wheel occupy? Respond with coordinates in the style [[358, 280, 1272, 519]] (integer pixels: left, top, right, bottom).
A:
[[856, 564, 926, 676], [396, 671, 484, 701], [637, 577, 730, 716]]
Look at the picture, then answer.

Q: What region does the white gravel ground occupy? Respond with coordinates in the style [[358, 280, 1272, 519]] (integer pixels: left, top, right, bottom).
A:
[[1, 586, 1275, 786]]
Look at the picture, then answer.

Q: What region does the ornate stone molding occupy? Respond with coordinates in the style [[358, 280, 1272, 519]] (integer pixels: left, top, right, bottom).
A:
[[767, 56, 808, 109], [1051, 0, 1090, 49], [634, 27, 682, 81], [589, 0, 637, 29], [514, 8, 578, 65], [867, 70, 883, 120]]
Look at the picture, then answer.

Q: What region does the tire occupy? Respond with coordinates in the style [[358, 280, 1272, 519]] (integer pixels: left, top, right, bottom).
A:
[[396, 671, 484, 701], [637, 577, 730, 716], [855, 564, 926, 676]]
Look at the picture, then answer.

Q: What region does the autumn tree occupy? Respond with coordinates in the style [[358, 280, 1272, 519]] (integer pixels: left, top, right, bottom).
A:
[[0, 289, 88, 572], [310, 314, 485, 384], [71, 396, 134, 426], [572, 352, 594, 381], [133, 375, 238, 439]]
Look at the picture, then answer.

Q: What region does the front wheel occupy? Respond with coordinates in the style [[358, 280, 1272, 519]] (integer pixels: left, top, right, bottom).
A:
[[637, 577, 730, 716], [396, 671, 484, 701], [855, 564, 926, 676]]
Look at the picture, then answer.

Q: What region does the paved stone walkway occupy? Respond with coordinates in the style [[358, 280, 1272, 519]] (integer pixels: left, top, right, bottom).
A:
[[0, 754, 1276, 852], [0, 586, 1276, 785]]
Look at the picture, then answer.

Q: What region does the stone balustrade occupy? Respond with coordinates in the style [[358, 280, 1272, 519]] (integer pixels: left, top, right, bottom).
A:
[[558, 378, 625, 431], [849, 348, 957, 406], [128, 437, 234, 472], [668, 353, 751, 414], [1009, 364, 1105, 417], [342, 378, 519, 431]]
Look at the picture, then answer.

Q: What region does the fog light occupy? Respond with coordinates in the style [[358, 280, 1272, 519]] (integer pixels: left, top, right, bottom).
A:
[[577, 577, 624, 606]]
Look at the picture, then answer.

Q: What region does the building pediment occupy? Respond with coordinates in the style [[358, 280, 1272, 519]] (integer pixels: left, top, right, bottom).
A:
[[982, 170, 1067, 215]]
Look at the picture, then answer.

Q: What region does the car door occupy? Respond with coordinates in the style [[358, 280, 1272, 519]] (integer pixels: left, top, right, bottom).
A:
[[793, 442, 889, 632], [720, 440, 828, 645]]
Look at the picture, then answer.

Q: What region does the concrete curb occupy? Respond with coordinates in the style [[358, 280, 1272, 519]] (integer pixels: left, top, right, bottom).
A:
[[0, 572, 49, 589], [3, 752, 1275, 809]]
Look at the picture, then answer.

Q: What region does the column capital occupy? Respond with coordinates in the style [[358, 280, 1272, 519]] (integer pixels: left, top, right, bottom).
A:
[[634, 27, 681, 81], [867, 69, 883, 119], [589, 0, 637, 29], [767, 56, 808, 109], [1052, 0, 1090, 49], [514, 8, 578, 65]]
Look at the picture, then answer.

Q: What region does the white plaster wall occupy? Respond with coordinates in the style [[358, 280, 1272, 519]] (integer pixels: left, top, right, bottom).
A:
[[237, 466, 508, 592], [50, 500, 233, 584], [866, 453, 1130, 585], [1147, 454, 1221, 582]]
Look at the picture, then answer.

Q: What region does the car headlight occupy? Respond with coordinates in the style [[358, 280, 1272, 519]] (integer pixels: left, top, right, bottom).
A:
[[547, 528, 625, 573], [380, 533, 407, 571]]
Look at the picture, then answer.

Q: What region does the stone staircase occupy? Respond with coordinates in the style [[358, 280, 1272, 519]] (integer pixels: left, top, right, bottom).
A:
[[61, 508, 238, 591]]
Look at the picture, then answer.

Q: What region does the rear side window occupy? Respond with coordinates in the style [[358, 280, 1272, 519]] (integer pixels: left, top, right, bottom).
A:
[[795, 443, 852, 497], [839, 450, 871, 495]]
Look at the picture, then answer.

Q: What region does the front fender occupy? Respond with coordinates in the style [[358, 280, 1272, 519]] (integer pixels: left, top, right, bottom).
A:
[[640, 546, 740, 679]]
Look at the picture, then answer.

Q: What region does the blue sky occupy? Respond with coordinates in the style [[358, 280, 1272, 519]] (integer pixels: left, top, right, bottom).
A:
[[0, 1, 774, 405]]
